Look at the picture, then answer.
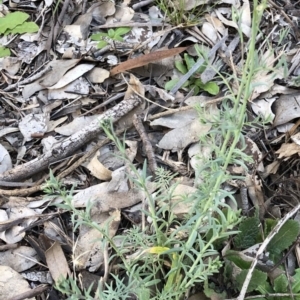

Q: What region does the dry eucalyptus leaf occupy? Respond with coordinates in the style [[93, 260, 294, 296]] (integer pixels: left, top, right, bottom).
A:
[[157, 119, 211, 151], [150, 108, 198, 128], [82, 149, 112, 181], [0, 266, 34, 300], [23, 59, 81, 98], [74, 210, 120, 271], [86, 67, 110, 83], [19, 113, 50, 142], [168, 184, 197, 218], [202, 22, 218, 43], [45, 241, 71, 283], [48, 63, 95, 90], [0, 143, 12, 173], [273, 94, 300, 127], [251, 97, 276, 121], [275, 143, 300, 159], [55, 115, 100, 136], [0, 246, 39, 272]]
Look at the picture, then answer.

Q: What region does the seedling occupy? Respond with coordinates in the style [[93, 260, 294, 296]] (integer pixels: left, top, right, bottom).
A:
[[0, 11, 39, 57], [90, 27, 131, 49], [165, 52, 219, 95]]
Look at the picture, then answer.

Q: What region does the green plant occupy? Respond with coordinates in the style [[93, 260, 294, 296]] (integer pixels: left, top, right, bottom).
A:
[[0, 11, 39, 57], [165, 52, 219, 95], [90, 27, 131, 49], [225, 217, 300, 298], [42, 0, 279, 298], [156, 0, 206, 26]]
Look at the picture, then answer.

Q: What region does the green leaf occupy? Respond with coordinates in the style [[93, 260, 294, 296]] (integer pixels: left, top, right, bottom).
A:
[[114, 27, 131, 36], [0, 46, 10, 57], [97, 41, 108, 49], [234, 216, 260, 249], [273, 274, 288, 293], [90, 33, 108, 40], [236, 269, 267, 292], [192, 85, 200, 95], [267, 220, 300, 256], [165, 79, 179, 90], [0, 12, 29, 34], [108, 29, 115, 38], [184, 53, 195, 71], [292, 269, 300, 293], [202, 81, 219, 95], [9, 22, 39, 34], [114, 35, 124, 42], [225, 250, 252, 269], [175, 61, 188, 74]]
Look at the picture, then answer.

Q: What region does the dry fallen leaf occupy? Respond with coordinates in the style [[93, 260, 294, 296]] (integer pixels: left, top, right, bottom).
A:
[[45, 241, 71, 283], [0, 266, 35, 300], [110, 47, 188, 75]]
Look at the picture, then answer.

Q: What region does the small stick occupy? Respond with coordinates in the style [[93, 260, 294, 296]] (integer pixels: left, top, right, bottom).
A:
[[133, 114, 157, 175]]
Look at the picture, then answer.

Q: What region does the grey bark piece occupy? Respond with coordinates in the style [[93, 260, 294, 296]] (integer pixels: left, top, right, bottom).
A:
[[0, 95, 143, 182]]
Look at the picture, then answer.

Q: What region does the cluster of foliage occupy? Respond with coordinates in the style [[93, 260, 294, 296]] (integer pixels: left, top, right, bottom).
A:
[[0, 11, 39, 57]]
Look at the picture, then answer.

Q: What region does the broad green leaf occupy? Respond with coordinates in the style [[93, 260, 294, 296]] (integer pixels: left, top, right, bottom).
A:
[[193, 85, 199, 95], [175, 61, 188, 74], [114, 35, 124, 42], [225, 250, 252, 269], [234, 216, 260, 249], [184, 53, 195, 71], [114, 27, 131, 36], [9, 22, 39, 35], [292, 269, 300, 293], [165, 79, 179, 90], [202, 81, 219, 95], [236, 269, 267, 293], [108, 29, 115, 38], [0, 12, 29, 34], [97, 41, 108, 49], [274, 274, 288, 293], [90, 33, 108, 40], [264, 218, 277, 236], [267, 220, 300, 256], [0, 46, 10, 57]]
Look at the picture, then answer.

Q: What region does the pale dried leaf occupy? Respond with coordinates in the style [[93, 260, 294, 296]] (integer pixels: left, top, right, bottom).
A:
[[202, 22, 218, 43], [273, 94, 300, 127], [45, 241, 71, 283], [251, 97, 276, 121], [82, 150, 112, 181], [86, 67, 110, 83], [19, 113, 50, 142], [48, 63, 95, 89], [157, 119, 211, 151], [74, 210, 120, 271], [150, 108, 198, 128], [275, 143, 300, 159], [0, 143, 12, 173], [0, 246, 39, 272], [0, 266, 34, 300], [55, 115, 99, 136], [48, 77, 90, 100]]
